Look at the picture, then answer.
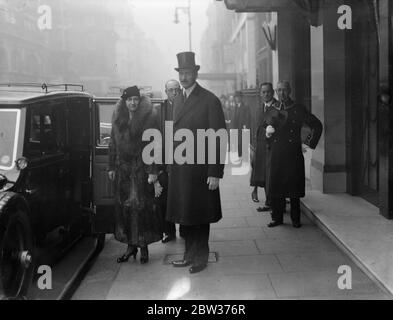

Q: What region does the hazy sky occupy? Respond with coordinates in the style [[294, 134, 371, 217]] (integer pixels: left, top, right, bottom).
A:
[[130, 0, 211, 81]]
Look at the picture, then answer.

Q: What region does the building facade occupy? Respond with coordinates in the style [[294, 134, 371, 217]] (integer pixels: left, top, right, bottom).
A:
[[219, 0, 393, 219]]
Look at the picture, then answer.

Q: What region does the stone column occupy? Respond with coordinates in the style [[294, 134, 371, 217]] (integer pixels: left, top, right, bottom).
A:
[[310, 0, 348, 193]]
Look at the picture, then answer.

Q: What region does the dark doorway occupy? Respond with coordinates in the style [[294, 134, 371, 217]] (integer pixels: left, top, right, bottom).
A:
[[348, 1, 380, 207]]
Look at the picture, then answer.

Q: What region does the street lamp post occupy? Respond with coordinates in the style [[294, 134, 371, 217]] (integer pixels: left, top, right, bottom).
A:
[[174, 0, 192, 51]]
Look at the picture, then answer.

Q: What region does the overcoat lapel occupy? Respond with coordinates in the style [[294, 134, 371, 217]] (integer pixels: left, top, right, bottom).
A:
[[174, 83, 201, 125]]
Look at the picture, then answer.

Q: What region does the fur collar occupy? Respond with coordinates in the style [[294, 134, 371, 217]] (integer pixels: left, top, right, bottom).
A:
[[112, 95, 156, 137]]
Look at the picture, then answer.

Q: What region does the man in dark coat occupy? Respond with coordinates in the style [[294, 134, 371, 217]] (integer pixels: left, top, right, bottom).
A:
[[167, 52, 226, 274], [156, 79, 186, 243], [264, 80, 323, 228], [250, 82, 280, 212], [232, 91, 251, 159]]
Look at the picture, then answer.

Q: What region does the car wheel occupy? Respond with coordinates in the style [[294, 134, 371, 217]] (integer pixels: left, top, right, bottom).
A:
[[0, 210, 34, 299]]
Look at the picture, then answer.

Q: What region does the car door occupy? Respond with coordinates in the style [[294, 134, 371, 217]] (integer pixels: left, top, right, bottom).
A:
[[23, 99, 68, 237], [91, 98, 117, 234]]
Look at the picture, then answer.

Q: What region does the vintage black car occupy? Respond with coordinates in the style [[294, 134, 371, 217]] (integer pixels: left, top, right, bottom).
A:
[[0, 84, 166, 299]]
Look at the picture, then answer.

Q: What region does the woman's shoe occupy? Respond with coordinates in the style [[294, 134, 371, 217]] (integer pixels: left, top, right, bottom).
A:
[[117, 247, 137, 263], [140, 246, 149, 264], [251, 190, 259, 203]]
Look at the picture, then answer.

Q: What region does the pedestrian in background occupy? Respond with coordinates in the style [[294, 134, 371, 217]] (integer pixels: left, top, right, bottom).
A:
[[158, 79, 185, 243], [108, 86, 163, 264], [264, 81, 322, 228], [232, 91, 251, 160], [220, 94, 233, 150], [227, 94, 236, 152]]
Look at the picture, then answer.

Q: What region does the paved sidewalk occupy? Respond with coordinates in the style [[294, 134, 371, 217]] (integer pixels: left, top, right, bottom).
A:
[[73, 163, 389, 300]]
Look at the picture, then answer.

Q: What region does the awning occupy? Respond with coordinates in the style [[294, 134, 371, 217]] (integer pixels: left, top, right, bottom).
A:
[[221, 0, 300, 12], [220, 0, 324, 26]]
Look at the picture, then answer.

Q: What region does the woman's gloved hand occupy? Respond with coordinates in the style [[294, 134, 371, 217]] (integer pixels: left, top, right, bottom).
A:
[[148, 174, 158, 184], [154, 181, 163, 198]]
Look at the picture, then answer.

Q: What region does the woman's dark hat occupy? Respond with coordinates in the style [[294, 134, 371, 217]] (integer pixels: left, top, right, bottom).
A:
[[121, 86, 140, 99], [175, 52, 200, 71]]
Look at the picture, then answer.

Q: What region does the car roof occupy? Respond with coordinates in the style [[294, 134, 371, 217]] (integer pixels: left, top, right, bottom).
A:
[[94, 97, 165, 104], [0, 88, 92, 106]]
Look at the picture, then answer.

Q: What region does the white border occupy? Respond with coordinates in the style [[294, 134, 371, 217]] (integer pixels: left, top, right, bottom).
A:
[[0, 109, 20, 171]]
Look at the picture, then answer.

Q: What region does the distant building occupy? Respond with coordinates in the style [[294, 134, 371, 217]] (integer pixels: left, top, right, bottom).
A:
[[0, 0, 166, 96]]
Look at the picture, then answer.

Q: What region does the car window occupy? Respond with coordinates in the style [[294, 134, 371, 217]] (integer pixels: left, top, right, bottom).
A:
[[97, 102, 116, 146], [25, 102, 66, 157], [0, 109, 20, 170], [25, 107, 42, 157], [67, 98, 90, 149]]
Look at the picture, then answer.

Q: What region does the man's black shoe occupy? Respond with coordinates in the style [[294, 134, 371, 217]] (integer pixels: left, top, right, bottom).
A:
[[189, 264, 207, 274], [267, 221, 283, 228], [257, 206, 271, 212], [162, 234, 176, 243], [172, 260, 191, 267], [292, 222, 302, 228]]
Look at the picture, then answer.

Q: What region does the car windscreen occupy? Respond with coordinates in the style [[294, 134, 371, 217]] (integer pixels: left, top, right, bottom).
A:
[[0, 109, 20, 170]]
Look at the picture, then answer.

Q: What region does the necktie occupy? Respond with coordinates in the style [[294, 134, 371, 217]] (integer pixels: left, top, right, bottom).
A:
[[183, 90, 187, 101]]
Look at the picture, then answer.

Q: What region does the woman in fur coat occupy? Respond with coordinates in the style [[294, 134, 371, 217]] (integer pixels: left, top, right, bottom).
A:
[[108, 86, 163, 264]]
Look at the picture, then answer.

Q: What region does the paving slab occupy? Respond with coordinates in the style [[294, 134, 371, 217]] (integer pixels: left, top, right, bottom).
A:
[[73, 163, 388, 300], [211, 217, 249, 229], [269, 269, 381, 299], [209, 227, 267, 241], [209, 240, 259, 257], [275, 250, 357, 273]]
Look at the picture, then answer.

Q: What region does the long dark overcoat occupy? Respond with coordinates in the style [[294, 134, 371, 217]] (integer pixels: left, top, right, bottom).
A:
[[166, 83, 226, 226], [264, 100, 323, 198], [250, 98, 280, 187], [108, 96, 163, 246]]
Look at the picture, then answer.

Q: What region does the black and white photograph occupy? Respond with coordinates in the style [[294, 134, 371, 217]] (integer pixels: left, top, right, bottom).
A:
[[0, 0, 392, 308]]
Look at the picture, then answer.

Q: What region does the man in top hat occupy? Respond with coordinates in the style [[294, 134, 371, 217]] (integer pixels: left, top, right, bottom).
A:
[[166, 52, 226, 274]]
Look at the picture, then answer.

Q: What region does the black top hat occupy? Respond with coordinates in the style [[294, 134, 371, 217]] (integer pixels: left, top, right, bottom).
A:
[[175, 52, 200, 71]]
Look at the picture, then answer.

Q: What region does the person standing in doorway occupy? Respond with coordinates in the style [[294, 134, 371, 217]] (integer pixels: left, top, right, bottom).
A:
[[264, 80, 323, 228], [167, 52, 226, 274], [250, 82, 280, 213]]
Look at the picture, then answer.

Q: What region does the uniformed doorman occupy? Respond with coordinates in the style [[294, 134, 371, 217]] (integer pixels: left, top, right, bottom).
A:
[[264, 80, 323, 228]]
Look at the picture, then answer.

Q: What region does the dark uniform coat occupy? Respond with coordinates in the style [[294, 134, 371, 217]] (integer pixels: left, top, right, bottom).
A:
[[264, 100, 323, 198], [250, 98, 280, 187], [166, 83, 226, 226]]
